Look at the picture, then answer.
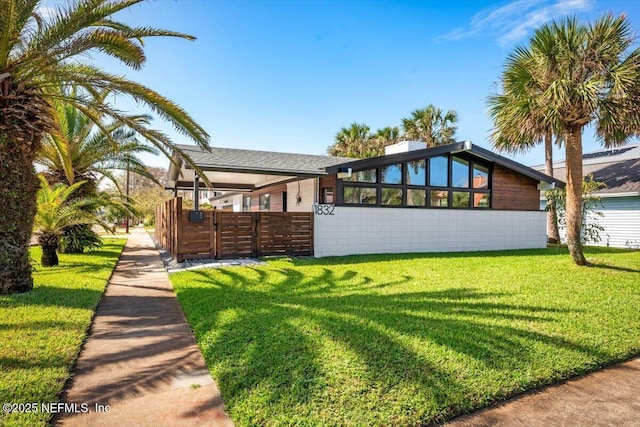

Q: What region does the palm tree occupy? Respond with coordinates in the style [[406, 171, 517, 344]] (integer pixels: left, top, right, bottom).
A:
[[37, 88, 160, 196], [487, 48, 562, 243], [0, 0, 209, 293], [488, 14, 640, 265], [33, 176, 98, 266], [328, 123, 372, 158], [370, 126, 400, 155], [401, 104, 458, 147], [37, 91, 160, 252]]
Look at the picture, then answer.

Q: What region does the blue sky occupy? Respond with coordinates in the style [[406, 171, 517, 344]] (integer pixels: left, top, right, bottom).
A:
[[45, 0, 640, 168]]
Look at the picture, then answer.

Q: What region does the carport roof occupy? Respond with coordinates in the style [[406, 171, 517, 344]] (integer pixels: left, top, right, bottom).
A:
[[167, 144, 353, 191]]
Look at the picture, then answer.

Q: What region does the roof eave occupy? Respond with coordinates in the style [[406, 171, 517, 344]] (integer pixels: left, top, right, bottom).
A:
[[183, 164, 329, 177], [325, 141, 563, 187]]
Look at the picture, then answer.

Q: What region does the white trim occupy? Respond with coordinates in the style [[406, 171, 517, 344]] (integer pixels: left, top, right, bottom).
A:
[[599, 192, 640, 198], [539, 191, 640, 200]]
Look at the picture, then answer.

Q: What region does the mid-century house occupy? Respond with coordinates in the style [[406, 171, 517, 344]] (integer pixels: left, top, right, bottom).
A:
[[534, 143, 640, 249], [161, 141, 561, 260]]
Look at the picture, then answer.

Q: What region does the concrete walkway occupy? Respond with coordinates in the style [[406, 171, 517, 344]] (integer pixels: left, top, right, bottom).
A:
[[446, 357, 640, 426], [55, 227, 233, 427]]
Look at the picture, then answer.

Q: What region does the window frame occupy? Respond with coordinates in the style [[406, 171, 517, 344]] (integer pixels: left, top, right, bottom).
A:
[[335, 153, 492, 209], [259, 193, 270, 211]]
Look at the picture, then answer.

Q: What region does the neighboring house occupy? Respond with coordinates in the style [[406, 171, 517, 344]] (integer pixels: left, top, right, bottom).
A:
[[533, 143, 640, 249], [165, 141, 561, 258]]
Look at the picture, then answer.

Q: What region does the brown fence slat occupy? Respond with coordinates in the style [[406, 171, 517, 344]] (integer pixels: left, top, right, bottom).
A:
[[155, 204, 313, 261]]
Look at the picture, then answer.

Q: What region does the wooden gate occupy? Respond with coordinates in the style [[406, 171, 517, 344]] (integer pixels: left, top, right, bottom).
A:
[[156, 198, 313, 262], [215, 212, 314, 258]]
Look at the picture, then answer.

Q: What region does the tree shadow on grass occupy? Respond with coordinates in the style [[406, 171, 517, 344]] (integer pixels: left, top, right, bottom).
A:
[[175, 266, 609, 425], [289, 248, 566, 267], [590, 263, 640, 273], [287, 245, 638, 268]]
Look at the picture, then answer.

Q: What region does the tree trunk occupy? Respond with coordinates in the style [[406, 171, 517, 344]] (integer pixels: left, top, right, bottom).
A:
[[544, 131, 560, 243], [37, 232, 60, 266], [564, 128, 589, 266], [41, 244, 59, 267], [0, 136, 39, 293]]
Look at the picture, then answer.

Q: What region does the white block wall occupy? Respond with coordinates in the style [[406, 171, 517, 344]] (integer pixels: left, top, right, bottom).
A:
[[314, 207, 547, 257]]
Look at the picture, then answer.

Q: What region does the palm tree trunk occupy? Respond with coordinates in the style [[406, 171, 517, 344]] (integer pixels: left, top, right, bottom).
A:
[[41, 244, 59, 267], [0, 136, 39, 293], [544, 131, 560, 243], [564, 128, 589, 266]]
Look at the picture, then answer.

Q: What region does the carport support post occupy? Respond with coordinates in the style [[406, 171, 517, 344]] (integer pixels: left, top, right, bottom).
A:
[[193, 173, 200, 211]]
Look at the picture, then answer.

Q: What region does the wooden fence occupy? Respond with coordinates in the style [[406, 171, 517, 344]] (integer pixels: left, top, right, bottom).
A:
[[155, 197, 313, 262]]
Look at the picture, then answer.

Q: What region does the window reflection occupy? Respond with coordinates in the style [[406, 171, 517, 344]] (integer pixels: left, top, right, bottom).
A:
[[338, 156, 492, 209], [381, 164, 402, 184], [406, 160, 426, 186], [429, 156, 448, 187], [407, 189, 426, 206], [259, 193, 270, 211], [473, 164, 489, 189], [474, 192, 490, 208], [452, 157, 469, 188], [452, 191, 470, 208], [344, 168, 377, 183], [382, 188, 403, 205], [430, 190, 448, 207], [343, 186, 377, 204]]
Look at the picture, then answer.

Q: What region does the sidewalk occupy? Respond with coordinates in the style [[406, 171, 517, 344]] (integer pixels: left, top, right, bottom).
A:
[[55, 227, 233, 427], [445, 357, 640, 426]]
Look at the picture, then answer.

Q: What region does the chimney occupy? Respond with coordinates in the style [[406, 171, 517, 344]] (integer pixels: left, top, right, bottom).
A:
[[384, 141, 427, 155]]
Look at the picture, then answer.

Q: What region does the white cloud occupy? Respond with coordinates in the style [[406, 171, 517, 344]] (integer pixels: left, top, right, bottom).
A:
[[438, 0, 593, 45]]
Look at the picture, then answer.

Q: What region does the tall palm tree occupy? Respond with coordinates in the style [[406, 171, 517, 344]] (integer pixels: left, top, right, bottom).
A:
[[488, 14, 640, 265], [0, 0, 210, 293], [328, 123, 372, 158], [401, 104, 458, 147], [488, 47, 562, 243]]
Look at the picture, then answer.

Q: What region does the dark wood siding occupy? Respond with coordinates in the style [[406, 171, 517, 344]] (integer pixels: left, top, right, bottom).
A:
[[492, 164, 540, 211], [319, 175, 336, 203]]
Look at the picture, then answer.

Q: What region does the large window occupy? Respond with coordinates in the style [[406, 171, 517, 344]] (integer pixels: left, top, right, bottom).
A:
[[344, 168, 377, 183], [407, 189, 426, 206], [343, 187, 377, 204], [429, 156, 448, 187], [452, 191, 470, 208], [474, 192, 490, 208], [259, 193, 270, 211], [338, 155, 492, 209], [381, 164, 402, 184], [406, 160, 426, 186], [452, 157, 470, 188], [243, 196, 251, 212], [381, 188, 402, 206], [473, 164, 489, 189], [430, 190, 449, 207]]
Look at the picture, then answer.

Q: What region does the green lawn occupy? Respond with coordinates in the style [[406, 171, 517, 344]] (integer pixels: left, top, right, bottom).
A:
[[171, 247, 640, 426], [0, 239, 125, 427]]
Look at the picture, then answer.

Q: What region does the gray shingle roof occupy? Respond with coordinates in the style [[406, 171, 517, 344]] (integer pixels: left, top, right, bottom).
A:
[[532, 143, 640, 194], [176, 144, 353, 176]]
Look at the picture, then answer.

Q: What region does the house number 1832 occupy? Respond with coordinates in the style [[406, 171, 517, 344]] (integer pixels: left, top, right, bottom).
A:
[[314, 204, 335, 215]]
